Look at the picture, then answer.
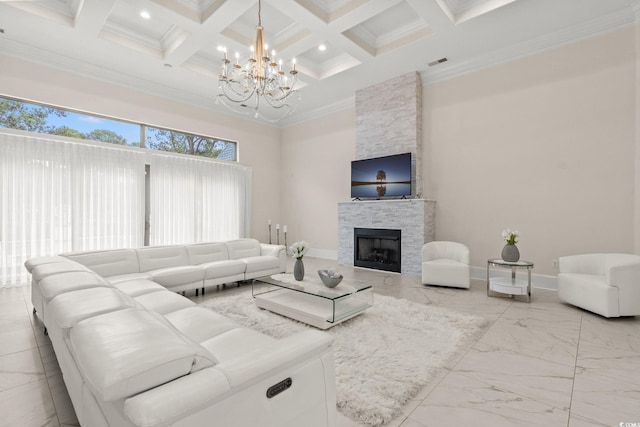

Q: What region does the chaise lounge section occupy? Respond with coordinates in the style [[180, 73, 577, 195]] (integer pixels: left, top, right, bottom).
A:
[[25, 239, 337, 427]]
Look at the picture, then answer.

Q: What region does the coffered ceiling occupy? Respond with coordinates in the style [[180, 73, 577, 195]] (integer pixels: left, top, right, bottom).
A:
[[0, 0, 639, 126]]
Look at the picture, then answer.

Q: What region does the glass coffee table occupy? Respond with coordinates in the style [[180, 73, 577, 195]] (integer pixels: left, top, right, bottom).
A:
[[252, 274, 373, 329]]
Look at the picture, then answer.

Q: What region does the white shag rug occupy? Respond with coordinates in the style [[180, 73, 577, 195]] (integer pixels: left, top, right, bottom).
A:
[[201, 290, 485, 427]]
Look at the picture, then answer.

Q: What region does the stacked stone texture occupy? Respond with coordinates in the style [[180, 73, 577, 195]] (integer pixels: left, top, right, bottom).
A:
[[339, 71, 434, 275], [355, 71, 422, 197], [338, 200, 435, 276]]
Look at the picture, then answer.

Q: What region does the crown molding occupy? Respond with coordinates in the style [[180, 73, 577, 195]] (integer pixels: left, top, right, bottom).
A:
[[0, 37, 287, 128], [278, 96, 355, 127], [2, 3, 637, 130], [422, 7, 636, 86]]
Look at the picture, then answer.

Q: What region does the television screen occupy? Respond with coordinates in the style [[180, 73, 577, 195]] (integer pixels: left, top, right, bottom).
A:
[[351, 153, 412, 199]]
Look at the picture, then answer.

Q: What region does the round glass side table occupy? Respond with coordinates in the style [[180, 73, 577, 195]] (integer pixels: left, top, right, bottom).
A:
[[486, 259, 534, 303]]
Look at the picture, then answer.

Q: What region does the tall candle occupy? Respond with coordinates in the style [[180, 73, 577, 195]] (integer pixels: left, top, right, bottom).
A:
[[268, 219, 271, 225], [276, 224, 280, 230], [283, 225, 287, 233]]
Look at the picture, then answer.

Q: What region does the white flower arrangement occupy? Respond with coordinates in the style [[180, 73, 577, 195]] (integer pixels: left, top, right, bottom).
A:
[[289, 240, 309, 259], [501, 229, 519, 245]]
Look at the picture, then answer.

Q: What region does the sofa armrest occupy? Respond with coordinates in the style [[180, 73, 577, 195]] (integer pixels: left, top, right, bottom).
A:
[[123, 330, 334, 427], [260, 243, 287, 272], [607, 260, 640, 316], [260, 243, 286, 258], [216, 329, 333, 388]]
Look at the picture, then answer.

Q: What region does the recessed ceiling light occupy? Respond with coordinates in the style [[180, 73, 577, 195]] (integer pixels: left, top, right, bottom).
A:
[[140, 10, 151, 20], [318, 44, 327, 52]]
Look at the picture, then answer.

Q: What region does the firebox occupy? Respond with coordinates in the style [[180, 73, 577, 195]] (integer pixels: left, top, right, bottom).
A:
[[353, 228, 401, 273]]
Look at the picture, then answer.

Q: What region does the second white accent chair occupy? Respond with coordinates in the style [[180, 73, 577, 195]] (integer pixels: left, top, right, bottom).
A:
[[558, 253, 640, 318], [422, 241, 470, 289]]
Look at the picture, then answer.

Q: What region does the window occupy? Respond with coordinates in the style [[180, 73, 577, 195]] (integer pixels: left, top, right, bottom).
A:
[[0, 96, 237, 161], [0, 130, 250, 287], [146, 126, 236, 161]]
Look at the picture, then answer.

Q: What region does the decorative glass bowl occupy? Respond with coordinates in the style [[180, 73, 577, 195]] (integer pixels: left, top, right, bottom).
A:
[[318, 270, 343, 288]]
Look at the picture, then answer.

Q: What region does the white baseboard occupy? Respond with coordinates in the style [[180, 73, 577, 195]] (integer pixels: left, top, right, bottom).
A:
[[307, 248, 338, 260], [470, 266, 558, 291], [305, 252, 559, 290]]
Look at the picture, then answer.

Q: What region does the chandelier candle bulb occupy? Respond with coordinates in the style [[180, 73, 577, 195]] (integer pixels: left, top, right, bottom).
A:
[[216, 0, 301, 121]]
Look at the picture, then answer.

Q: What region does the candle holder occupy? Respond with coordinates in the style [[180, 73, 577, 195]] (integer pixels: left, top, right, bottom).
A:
[[268, 224, 272, 244], [276, 229, 280, 245], [284, 231, 287, 248]]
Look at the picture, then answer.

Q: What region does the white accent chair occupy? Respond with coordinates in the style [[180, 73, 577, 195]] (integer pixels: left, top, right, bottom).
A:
[[558, 253, 640, 318], [422, 241, 470, 289]]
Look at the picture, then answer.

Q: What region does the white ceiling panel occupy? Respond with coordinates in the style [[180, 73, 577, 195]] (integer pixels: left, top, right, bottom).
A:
[[0, 0, 638, 125]]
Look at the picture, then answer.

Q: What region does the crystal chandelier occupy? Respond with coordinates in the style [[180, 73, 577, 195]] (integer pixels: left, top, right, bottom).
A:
[[216, 0, 301, 121]]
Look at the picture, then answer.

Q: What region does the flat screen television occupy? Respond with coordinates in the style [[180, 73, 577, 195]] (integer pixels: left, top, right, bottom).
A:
[[351, 152, 412, 199]]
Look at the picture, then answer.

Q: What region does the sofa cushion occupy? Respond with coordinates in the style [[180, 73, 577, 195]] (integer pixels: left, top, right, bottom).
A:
[[39, 271, 111, 301], [113, 279, 166, 297], [134, 291, 196, 314], [200, 328, 275, 363], [225, 238, 261, 260], [165, 307, 239, 344], [106, 272, 153, 284], [48, 287, 136, 330], [63, 249, 140, 278], [186, 243, 229, 265], [70, 308, 217, 402], [200, 259, 247, 279], [149, 265, 204, 288], [24, 256, 69, 273], [242, 256, 281, 274], [31, 262, 91, 282], [137, 246, 189, 272]]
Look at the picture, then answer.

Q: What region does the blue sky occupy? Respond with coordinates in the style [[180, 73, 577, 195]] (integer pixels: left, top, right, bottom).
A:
[[45, 110, 141, 144]]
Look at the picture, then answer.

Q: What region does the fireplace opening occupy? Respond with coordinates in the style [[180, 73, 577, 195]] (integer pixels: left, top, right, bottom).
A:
[[354, 228, 401, 273]]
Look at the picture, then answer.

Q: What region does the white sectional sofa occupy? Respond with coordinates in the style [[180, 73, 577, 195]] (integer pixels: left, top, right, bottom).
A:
[[25, 239, 337, 427]]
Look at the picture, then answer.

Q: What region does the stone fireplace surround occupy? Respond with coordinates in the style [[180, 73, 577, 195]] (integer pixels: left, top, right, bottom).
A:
[[337, 72, 435, 276], [338, 199, 435, 276]]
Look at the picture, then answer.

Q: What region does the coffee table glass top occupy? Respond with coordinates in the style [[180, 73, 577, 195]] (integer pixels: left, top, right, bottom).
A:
[[252, 273, 374, 329], [252, 274, 372, 300]]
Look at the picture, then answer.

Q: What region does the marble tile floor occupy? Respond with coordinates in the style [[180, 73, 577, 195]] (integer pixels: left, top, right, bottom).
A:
[[1, 256, 639, 427]]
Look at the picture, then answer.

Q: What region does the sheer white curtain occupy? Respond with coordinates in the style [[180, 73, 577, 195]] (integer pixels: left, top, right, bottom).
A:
[[0, 130, 145, 287], [149, 152, 251, 245]]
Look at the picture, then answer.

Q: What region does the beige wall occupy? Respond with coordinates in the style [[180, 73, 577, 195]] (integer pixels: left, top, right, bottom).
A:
[[0, 54, 282, 242], [280, 109, 356, 257], [2, 24, 638, 275], [279, 26, 638, 277], [635, 23, 640, 255], [424, 26, 637, 275]]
